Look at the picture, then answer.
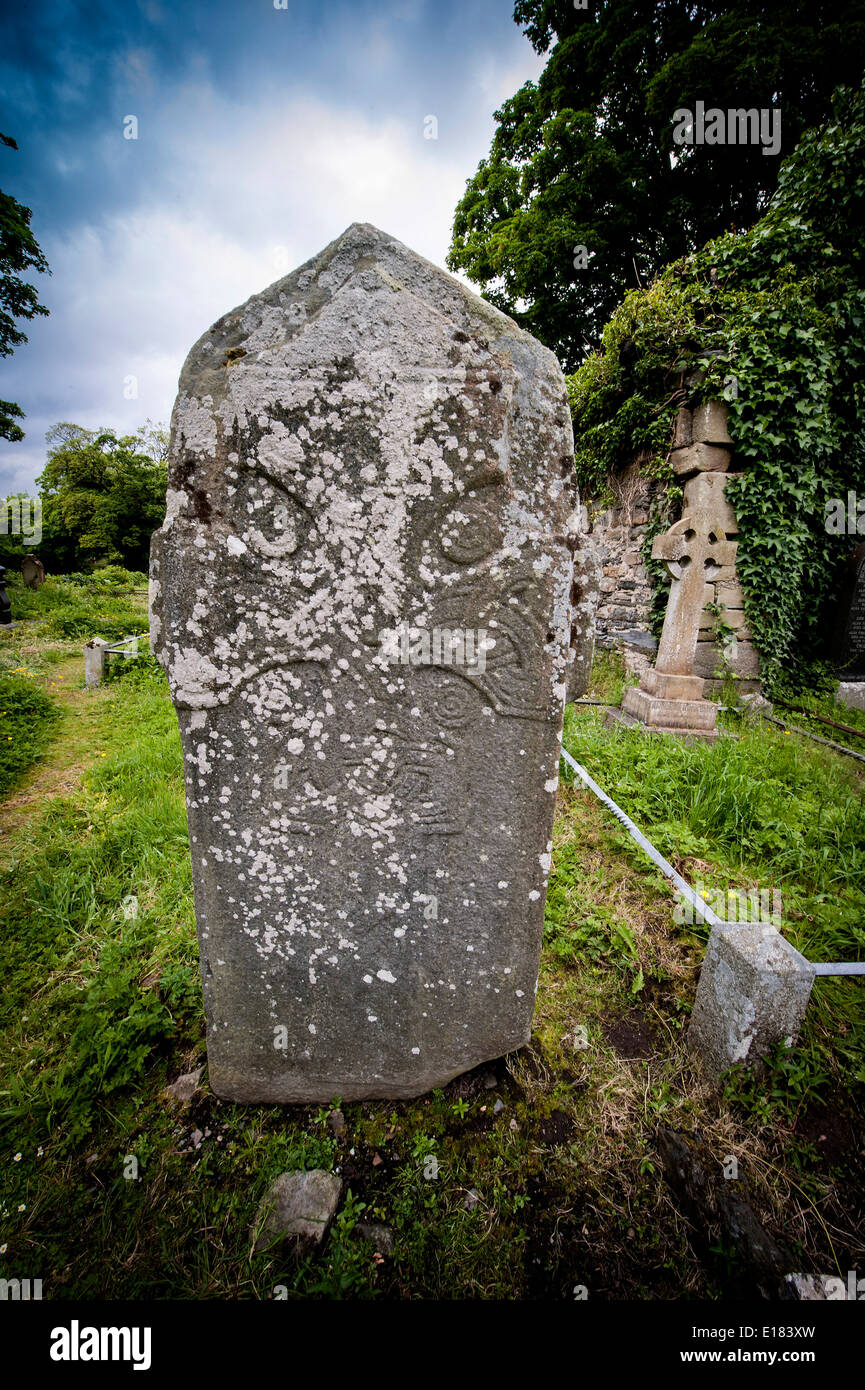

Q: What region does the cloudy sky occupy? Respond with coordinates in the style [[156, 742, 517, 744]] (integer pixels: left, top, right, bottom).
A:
[[0, 0, 545, 494]]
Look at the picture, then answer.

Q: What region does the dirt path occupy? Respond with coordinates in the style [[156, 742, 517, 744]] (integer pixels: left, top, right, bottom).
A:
[[0, 648, 117, 851]]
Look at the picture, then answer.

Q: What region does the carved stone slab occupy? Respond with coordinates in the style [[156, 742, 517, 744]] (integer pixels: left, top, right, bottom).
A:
[[150, 224, 579, 1101]]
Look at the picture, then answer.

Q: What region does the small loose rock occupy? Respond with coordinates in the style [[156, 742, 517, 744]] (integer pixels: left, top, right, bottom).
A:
[[251, 1170, 342, 1256], [327, 1109, 346, 1138], [164, 1066, 204, 1107]]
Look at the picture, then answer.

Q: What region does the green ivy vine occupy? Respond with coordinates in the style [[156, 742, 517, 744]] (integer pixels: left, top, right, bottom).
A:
[[567, 82, 865, 693]]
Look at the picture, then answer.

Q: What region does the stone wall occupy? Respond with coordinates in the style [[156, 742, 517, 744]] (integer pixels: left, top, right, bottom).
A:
[[588, 486, 658, 647]]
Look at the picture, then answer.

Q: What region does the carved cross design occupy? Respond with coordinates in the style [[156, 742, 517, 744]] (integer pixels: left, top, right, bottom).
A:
[[651, 516, 737, 676]]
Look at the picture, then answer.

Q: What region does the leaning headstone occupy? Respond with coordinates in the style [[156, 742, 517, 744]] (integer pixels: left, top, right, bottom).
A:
[[150, 222, 581, 1102], [20, 555, 45, 589], [833, 541, 865, 681], [0, 567, 11, 626]]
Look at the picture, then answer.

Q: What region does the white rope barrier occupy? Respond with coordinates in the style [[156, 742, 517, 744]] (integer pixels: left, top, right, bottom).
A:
[[559, 741, 865, 977]]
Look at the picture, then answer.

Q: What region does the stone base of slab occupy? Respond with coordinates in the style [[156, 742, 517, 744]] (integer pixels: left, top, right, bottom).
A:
[[605, 706, 722, 742], [622, 683, 719, 733], [207, 1035, 529, 1103]]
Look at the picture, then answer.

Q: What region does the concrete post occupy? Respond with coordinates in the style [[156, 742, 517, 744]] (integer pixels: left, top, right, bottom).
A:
[[687, 922, 815, 1082], [84, 637, 110, 689]]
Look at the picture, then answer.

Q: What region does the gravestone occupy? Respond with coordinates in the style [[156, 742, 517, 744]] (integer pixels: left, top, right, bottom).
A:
[[833, 541, 865, 681], [0, 567, 12, 626], [20, 556, 45, 588], [150, 222, 581, 1102]]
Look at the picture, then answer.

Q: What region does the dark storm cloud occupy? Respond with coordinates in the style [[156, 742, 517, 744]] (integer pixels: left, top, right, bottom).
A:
[[0, 0, 543, 492]]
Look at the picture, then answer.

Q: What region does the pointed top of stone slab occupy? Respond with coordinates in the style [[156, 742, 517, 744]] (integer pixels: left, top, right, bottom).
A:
[[173, 222, 560, 430]]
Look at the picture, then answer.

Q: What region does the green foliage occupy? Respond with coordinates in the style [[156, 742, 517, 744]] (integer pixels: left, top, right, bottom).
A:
[[36, 422, 167, 572], [0, 638, 861, 1298], [103, 649, 161, 685], [301, 1191, 376, 1299], [568, 277, 696, 498], [567, 83, 865, 690], [0, 671, 59, 795], [5, 570, 148, 641], [585, 646, 627, 703], [0, 659, 198, 1144], [55, 919, 199, 1140], [0, 131, 50, 441], [86, 564, 148, 588], [50, 567, 148, 590], [561, 702, 865, 897], [722, 1041, 830, 1126], [448, 0, 865, 365]]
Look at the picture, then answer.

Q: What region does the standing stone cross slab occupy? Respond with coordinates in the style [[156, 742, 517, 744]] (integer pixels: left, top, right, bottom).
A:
[[651, 516, 737, 677], [149, 222, 580, 1103]]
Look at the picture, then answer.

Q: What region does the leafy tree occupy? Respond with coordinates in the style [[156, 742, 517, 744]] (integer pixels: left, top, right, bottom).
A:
[[37, 424, 168, 572], [0, 132, 50, 440], [567, 82, 865, 691], [448, 0, 865, 368]]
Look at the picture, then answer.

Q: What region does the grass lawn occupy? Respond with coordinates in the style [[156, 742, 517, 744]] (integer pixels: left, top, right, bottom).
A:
[[0, 596, 863, 1300]]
